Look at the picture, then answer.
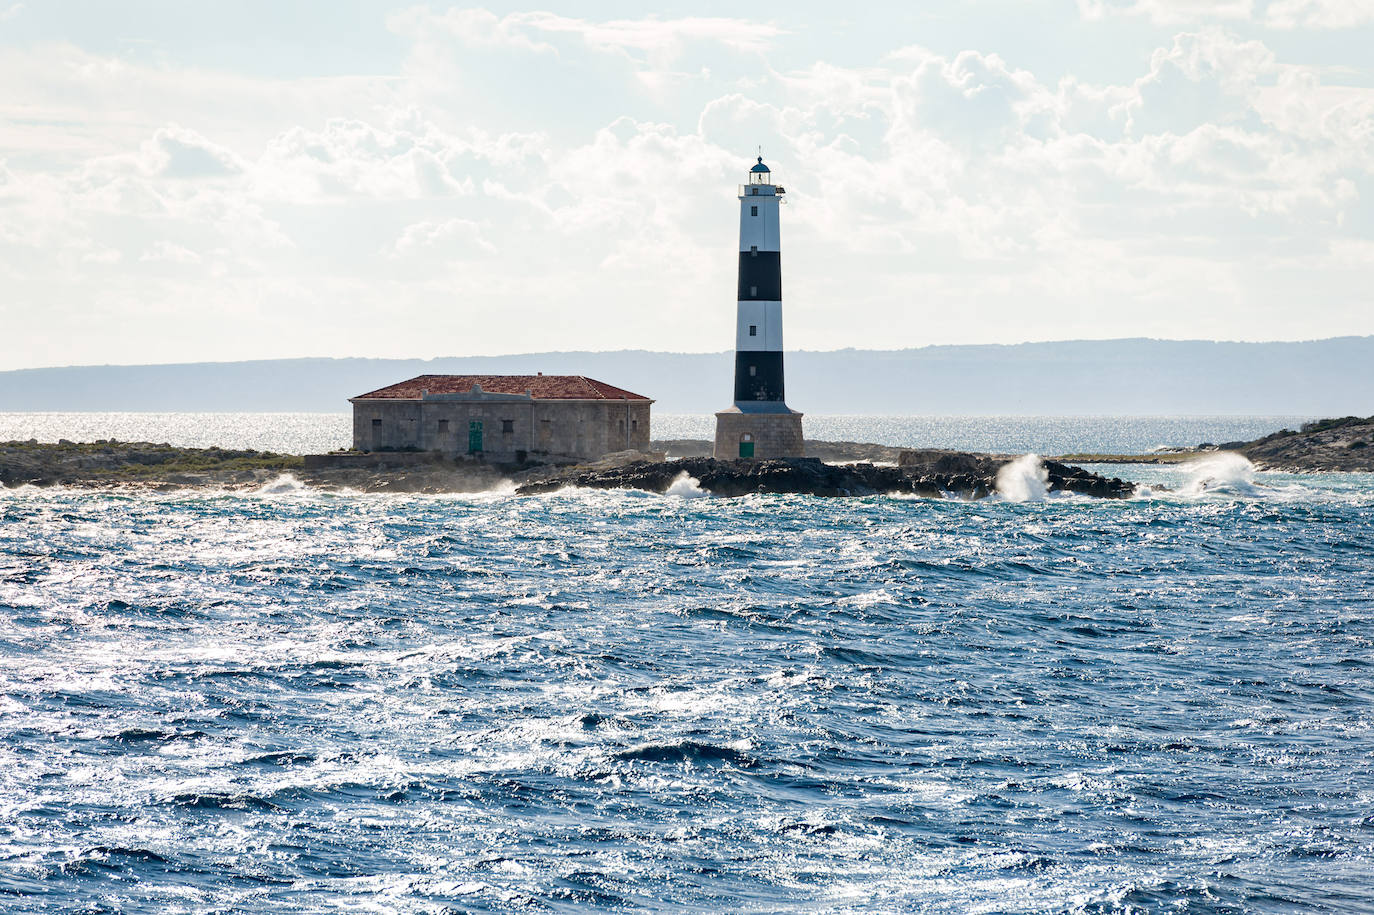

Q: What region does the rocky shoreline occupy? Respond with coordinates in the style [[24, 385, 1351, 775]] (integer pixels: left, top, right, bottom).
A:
[[0, 440, 508, 494], [518, 453, 1134, 499], [3, 417, 1369, 498], [1234, 416, 1374, 472], [0, 439, 1133, 499]]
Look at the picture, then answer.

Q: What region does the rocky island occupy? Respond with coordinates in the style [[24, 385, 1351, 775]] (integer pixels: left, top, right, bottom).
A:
[[1, 439, 1132, 499], [1043, 416, 1374, 473], [4, 417, 1368, 498], [1232, 416, 1374, 472]]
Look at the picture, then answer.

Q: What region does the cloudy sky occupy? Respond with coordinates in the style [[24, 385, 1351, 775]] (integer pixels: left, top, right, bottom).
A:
[[1, 0, 1372, 370]]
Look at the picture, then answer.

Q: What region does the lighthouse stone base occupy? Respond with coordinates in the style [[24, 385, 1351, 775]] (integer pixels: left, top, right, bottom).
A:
[[714, 407, 805, 460]]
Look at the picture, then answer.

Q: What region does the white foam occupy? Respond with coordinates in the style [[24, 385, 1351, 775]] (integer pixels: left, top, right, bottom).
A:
[[253, 473, 310, 495], [665, 471, 709, 499], [1181, 452, 1259, 497], [995, 454, 1049, 502]]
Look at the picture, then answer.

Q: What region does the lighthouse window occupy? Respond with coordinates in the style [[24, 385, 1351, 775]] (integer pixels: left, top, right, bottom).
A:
[[750, 245, 758, 256], [750, 205, 758, 216], [750, 286, 757, 296], [749, 325, 757, 336], [749, 365, 757, 377]]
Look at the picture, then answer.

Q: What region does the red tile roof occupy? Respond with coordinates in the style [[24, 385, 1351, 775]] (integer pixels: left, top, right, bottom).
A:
[[352, 374, 652, 401]]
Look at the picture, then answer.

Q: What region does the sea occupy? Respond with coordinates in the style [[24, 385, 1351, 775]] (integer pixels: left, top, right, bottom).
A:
[[1, 413, 1371, 913]]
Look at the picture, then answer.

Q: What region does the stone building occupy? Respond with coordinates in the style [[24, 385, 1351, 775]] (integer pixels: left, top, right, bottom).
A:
[[351, 374, 652, 463]]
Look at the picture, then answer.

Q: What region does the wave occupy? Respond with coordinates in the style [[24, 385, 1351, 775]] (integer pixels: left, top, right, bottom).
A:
[[1180, 453, 1261, 498], [995, 454, 1049, 502], [612, 739, 757, 767], [665, 471, 709, 499]]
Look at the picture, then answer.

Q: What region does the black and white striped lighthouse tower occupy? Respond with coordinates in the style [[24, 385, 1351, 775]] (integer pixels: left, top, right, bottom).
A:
[[713, 156, 805, 460]]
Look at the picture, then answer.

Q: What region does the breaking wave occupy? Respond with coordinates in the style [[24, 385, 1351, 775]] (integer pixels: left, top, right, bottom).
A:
[[995, 454, 1049, 502], [665, 471, 709, 499], [1181, 452, 1260, 498], [253, 472, 310, 495]]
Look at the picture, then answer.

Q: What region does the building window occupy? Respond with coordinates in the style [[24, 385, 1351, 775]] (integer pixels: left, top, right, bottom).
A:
[[371, 418, 381, 428], [631, 419, 638, 431], [750, 286, 757, 297], [438, 419, 449, 433], [750, 245, 757, 256], [502, 419, 514, 434], [749, 365, 757, 376], [750, 205, 758, 216], [749, 325, 757, 336]]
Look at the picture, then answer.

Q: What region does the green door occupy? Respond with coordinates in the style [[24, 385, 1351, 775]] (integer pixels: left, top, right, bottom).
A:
[[739, 440, 755, 458], [468, 420, 483, 453]]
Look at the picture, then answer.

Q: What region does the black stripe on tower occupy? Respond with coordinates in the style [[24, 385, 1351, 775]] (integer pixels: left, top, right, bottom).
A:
[[734, 351, 786, 403], [737, 251, 781, 301]]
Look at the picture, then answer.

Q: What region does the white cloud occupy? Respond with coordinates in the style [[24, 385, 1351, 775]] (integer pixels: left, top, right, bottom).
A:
[[512, 12, 785, 58], [1077, 0, 1374, 26], [1124, 29, 1276, 134], [144, 126, 244, 179], [254, 117, 478, 202], [139, 241, 201, 264], [391, 7, 785, 62], [389, 218, 495, 256], [2, 6, 1373, 368], [1264, 0, 1374, 28], [1076, 0, 1254, 23], [0, 4, 23, 23]]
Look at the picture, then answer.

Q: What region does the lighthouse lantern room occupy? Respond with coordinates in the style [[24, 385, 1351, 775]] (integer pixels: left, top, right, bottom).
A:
[[713, 156, 806, 460]]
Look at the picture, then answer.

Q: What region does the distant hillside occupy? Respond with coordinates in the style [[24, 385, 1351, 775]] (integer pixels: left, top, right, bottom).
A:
[[1, 337, 1372, 415]]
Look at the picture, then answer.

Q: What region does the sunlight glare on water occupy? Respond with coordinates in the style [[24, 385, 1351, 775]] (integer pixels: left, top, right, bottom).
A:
[[0, 415, 1371, 912], [0, 469, 1371, 912]]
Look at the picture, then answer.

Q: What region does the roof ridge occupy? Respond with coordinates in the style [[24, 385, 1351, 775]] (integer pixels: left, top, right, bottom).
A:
[[351, 372, 650, 401]]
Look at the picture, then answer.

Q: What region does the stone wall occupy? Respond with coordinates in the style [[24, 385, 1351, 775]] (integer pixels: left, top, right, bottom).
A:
[[713, 410, 805, 460], [352, 397, 651, 463], [303, 452, 443, 471]]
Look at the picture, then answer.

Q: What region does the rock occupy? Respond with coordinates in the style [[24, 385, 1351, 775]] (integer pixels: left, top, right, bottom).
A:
[[1238, 415, 1374, 472], [515, 454, 1135, 500], [652, 439, 912, 463], [1, 439, 1141, 497]]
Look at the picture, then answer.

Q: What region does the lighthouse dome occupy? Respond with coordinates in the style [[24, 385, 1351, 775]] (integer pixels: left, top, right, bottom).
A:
[[750, 157, 770, 173]]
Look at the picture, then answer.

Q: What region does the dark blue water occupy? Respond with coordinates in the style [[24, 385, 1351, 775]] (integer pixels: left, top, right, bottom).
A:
[[1, 465, 1372, 912]]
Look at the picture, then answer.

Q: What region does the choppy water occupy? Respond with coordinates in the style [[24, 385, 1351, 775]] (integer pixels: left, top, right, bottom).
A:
[[2, 454, 1372, 912], [0, 412, 1317, 456]]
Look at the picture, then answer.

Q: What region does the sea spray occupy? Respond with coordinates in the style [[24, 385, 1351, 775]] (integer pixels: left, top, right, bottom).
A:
[[995, 454, 1049, 502], [254, 473, 309, 495], [1183, 452, 1259, 497], [665, 471, 709, 499]]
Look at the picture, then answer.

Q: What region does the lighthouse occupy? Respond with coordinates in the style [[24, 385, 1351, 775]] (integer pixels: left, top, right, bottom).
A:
[[713, 156, 806, 460]]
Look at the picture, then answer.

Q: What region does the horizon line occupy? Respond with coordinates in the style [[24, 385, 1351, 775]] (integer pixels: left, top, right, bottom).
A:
[[4, 334, 1373, 374]]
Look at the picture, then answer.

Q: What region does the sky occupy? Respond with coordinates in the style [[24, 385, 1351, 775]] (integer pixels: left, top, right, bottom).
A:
[[1, 0, 1372, 370]]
